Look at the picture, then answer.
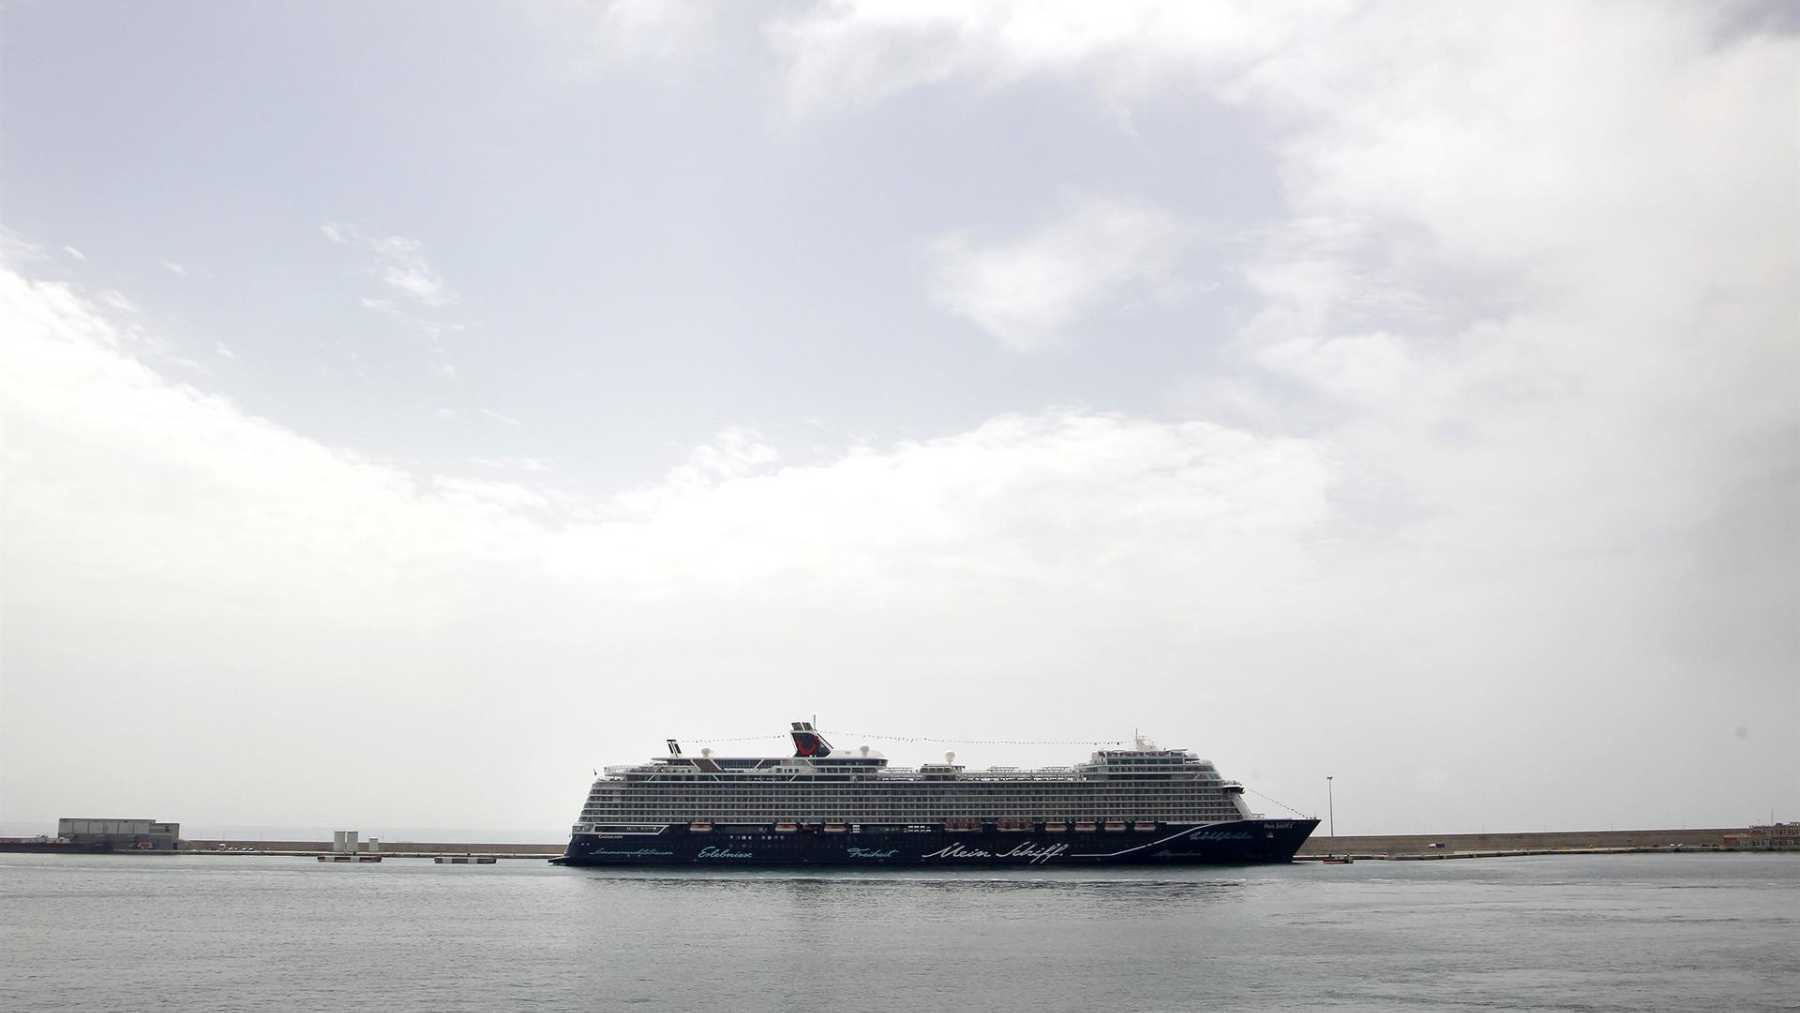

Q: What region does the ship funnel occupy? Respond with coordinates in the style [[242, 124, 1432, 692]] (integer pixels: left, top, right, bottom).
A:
[[790, 721, 833, 758], [666, 739, 683, 756]]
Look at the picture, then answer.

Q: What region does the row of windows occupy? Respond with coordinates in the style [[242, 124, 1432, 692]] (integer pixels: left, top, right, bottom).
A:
[[581, 804, 1242, 819], [579, 807, 1239, 819], [585, 792, 1231, 807], [578, 781, 1246, 823], [581, 804, 1234, 815], [592, 783, 1228, 796], [619, 780, 1224, 788], [579, 814, 1239, 825], [585, 796, 1236, 805]]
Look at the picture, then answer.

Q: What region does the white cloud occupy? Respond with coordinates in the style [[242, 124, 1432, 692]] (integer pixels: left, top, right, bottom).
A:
[[768, 0, 1340, 116], [431, 475, 553, 514], [0, 229, 46, 266], [214, 341, 237, 360], [1256, 330, 1416, 409], [620, 428, 784, 511], [98, 289, 139, 314], [540, 0, 718, 76], [929, 195, 1189, 351], [750, 1, 1797, 828], [367, 235, 447, 306], [0, 233, 45, 269], [4, 3, 1795, 836], [597, 0, 714, 60], [162, 260, 187, 277], [479, 407, 523, 427], [1, 265, 1334, 830], [1233, 4, 1798, 497], [323, 222, 451, 307], [785, 2, 1798, 570], [686, 427, 781, 482], [62, 245, 87, 262], [471, 456, 553, 473]]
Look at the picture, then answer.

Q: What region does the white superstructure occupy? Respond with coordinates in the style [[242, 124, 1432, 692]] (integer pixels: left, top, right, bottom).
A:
[[574, 722, 1259, 833]]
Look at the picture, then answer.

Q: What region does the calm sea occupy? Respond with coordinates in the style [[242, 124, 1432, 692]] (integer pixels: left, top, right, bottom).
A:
[[2, 853, 1794, 1011]]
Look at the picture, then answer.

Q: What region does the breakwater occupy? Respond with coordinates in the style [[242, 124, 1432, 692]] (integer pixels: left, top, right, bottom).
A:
[[131, 827, 1789, 862], [183, 839, 561, 859], [1297, 827, 1742, 860]]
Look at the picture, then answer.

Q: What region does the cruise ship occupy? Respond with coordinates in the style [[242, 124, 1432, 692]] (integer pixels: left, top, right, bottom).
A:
[[557, 722, 1317, 867]]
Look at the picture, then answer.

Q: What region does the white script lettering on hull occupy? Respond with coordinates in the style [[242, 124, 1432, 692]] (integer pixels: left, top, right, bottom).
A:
[[922, 841, 1069, 865], [696, 847, 754, 859]]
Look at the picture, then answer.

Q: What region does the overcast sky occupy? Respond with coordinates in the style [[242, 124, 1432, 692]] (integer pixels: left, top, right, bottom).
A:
[[3, 1, 1795, 841]]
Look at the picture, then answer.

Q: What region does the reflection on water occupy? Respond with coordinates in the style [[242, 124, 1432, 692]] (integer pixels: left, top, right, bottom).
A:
[[585, 868, 1255, 902], [2, 854, 1795, 1012]]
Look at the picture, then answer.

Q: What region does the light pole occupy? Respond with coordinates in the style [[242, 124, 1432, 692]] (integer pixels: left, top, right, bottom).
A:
[[1327, 776, 1336, 840]]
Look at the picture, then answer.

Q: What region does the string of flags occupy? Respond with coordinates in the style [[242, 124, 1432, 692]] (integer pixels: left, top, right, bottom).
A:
[[824, 729, 1127, 747], [682, 730, 1128, 747], [1244, 785, 1312, 819]]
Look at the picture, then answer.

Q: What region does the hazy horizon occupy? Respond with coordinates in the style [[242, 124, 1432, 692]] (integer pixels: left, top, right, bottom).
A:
[[3, 2, 1796, 840]]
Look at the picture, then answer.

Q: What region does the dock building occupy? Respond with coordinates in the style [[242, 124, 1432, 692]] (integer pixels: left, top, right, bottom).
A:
[[1722, 823, 1800, 850], [57, 819, 180, 851]]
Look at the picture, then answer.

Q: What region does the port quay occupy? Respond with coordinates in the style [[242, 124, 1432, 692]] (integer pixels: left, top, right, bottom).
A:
[[8, 824, 1793, 862], [188, 839, 564, 860], [205, 826, 1791, 862]]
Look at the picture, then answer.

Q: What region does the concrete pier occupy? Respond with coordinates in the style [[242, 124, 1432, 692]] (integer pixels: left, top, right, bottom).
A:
[[184, 839, 562, 859], [1297, 827, 1744, 860], [120, 827, 1789, 862]]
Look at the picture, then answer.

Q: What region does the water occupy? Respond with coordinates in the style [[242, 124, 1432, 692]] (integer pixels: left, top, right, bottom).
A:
[[2, 853, 1794, 1011]]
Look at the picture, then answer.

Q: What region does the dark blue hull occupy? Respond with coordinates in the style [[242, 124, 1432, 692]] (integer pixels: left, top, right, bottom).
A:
[[558, 819, 1317, 868]]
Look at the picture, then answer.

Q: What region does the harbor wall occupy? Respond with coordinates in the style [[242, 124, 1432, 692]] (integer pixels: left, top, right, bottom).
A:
[[1297, 827, 1740, 856], [184, 839, 560, 855], [152, 828, 1784, 859]]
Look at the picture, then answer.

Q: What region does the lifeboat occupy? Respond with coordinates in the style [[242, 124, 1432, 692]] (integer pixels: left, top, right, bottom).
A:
[[688, 821, 714, 832], [997, 820, 1032, 832], [1074, 820, 1097, 832], [823, 822, 847, 833], [1043, 821, 1067, 833], [774, 822, 798, 833], [1103, 820, 1127, 832]]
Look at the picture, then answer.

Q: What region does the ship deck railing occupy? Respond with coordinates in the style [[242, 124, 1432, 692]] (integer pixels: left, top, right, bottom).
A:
[[875, 767, 1100, 781], [596, 765, 1219, 783]]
